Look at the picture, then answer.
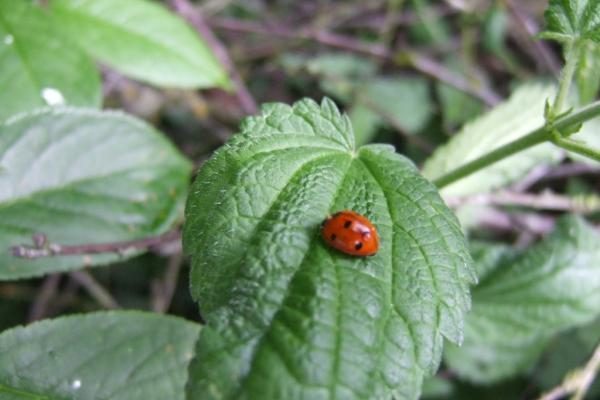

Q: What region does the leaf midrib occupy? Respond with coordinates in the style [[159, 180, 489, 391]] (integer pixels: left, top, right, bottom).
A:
[[0, 163, 183, 211]]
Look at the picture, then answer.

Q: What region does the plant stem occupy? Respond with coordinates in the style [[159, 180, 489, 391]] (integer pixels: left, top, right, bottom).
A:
[[433, 100, 600, 188], [553, 137, 600, 162], [552, 40, 580, 116]]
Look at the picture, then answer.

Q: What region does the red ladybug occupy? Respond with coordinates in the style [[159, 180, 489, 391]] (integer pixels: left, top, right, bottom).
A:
[[321, 210, 379, 256]]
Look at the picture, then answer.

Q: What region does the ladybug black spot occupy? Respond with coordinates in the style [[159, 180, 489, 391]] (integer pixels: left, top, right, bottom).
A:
[[330, 234, 337, 241], [355, 242, 363, 250], [344, 220, 352, 229]]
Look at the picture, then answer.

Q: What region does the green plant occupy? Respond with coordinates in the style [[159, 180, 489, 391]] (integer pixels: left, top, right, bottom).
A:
[[1, 0, 600, 399]]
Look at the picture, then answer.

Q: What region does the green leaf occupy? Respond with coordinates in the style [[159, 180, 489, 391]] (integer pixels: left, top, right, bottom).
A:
[[357, 77, 433, 134], [0, 108, 191, 280], [50, 0, 229, 89], [575, 40, 600, 103], [533, 319, 600, 397], [348, 104, 380, 146], [0, 311, 200, 399], [445, 217, 600, 383], [543, 0, 600, 43], [435, 57, 484, 130], [0, 0, 101, 121], [422, 83, 563, 196], [183, 98, 475, 399]]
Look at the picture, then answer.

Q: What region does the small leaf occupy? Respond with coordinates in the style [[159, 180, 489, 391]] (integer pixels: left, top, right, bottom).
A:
[[184, 98, 474, 399], [357, 77, 433, 134], [435, 57, 484, 130], [445, 217, 600, 383], [0, 108, 191, 280], [423, 83, 563, 196], [0, 311, 200, 399], [50, 0, 229, 89], [543, 0, 600, 43], [0, 0, 101, 121]]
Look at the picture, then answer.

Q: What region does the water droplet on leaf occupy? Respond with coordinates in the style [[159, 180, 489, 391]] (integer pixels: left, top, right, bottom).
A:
[[41, 88, 65, 106]]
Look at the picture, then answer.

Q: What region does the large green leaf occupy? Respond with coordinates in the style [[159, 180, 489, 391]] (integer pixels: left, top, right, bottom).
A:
[[0, 0, 100, 121], [50, 0, 228, 89], [183, 98, 475, 399], [422, 83, 562, 196], [0, 108, 191, 280], [445, 217, 600, 383], [543, 0, 600, 43], [0, 311, 200, 399]]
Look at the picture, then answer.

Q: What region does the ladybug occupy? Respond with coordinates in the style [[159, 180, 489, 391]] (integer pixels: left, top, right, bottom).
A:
[[321, 210, 379, 257]]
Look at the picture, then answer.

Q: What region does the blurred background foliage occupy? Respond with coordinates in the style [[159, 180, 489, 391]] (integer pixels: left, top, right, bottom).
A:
[[1, 1, 599, 399]]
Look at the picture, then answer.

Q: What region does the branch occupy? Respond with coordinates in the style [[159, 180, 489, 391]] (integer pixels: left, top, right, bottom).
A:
[[28, 274, 61, 322], [538, 342, 600, 400], [151, 253, 184, 313], [208, 17, 501, 106], [11, 230, 180, 259], [445, 190, 600, 214], [70, 270, 120, 310], [169, 0, 258, 115], [433, 100, 600, 188]]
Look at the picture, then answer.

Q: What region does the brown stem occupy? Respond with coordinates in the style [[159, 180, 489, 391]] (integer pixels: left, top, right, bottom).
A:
[[70, 271, 120, 310], [208, 17, 502, 106], [169, 0, 258, 114], [28, 274, 61, 322], [445, 190, 600, 214], [151, 253, 184, 313], [11, 230, 180, 259]]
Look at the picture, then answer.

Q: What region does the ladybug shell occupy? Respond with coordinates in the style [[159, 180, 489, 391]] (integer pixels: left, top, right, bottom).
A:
[[321, 210, 379, 257]]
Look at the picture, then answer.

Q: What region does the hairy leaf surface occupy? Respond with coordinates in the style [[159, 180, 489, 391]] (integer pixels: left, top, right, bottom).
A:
[[543, 0, 600, 42], [184, 98, 475, 399]]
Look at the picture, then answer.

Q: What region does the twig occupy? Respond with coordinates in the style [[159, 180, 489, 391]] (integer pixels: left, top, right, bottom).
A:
[[475, 208, 556, 235], [151, 253, 184, 313], [208, 17, 502, 106], [11, 230, 180, 259], [538, 342, 600, 400], [544, 163, 600, 181], [169, 0, 258, 115], [28, 274, 61, 322], [70, 270, 120, 310], [445, 190, 600, 214]]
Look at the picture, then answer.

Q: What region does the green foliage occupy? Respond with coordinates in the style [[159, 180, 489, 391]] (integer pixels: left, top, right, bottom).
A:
[[533, 319, 600, 397], [575, 41, 600, 103], [50, 0, 229, 89], [0, 312, 200, 399], [435, 57, 484, 130], [543, 0, 600, 43], [357, 77, 433, 134], [0, 108, 191, 280], [422, 83, 562, 195], [445, 217, 600, 383], [183, 98, 475, 399], [0, 0, 101, 121]]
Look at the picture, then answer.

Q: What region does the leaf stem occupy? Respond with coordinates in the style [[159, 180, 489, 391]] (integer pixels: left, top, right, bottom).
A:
[[552, 40, 580, 116], [433, 100, 600, 188]]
